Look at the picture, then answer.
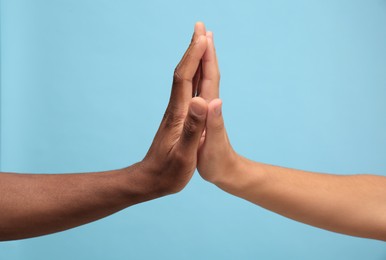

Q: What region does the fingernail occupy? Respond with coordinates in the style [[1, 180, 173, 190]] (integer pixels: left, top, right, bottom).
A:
[[214, 103, 222, 116], [191, 101, 206, 116]]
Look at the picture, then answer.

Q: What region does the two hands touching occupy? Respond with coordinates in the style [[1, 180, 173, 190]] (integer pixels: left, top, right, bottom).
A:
[[1, 22, 386, 242], [147, 23, 386, 242], [141, 22, 234, 195], [0, 22, 236, 241]]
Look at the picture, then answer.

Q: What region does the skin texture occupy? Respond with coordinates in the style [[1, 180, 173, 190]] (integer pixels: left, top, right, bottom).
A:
[[0, 22, 209, 241], [197, 29, 386, 242]]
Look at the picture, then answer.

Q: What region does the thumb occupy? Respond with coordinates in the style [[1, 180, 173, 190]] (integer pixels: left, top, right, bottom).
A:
[[205, 99, 226, 145], [176, 97, 208, 154]]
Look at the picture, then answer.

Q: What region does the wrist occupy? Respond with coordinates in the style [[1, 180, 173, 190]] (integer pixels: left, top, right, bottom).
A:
[[134, 159, 180, 197], [213, 155, 267, 196], [120, 161, 171, 205], [207, 151, 242, 187]]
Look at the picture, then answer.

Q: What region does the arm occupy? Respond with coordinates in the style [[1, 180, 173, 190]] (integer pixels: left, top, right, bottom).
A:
[[0, 22, 209, 241], [196, 31, 386, 241]]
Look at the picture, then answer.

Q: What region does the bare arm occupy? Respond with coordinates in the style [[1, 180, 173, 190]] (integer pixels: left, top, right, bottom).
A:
[[0, 165, 159, 240], [0, 22, 209, 241], [196, 31, 386, 241], [211, 159, 386, 241]]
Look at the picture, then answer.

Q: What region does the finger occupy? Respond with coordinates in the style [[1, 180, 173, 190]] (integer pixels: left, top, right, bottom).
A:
[[176, 22, 207, 86], [176, 22, 206, 75], [181, 22, 206, 97], [191, 22, 206, 96], [191, 22, 206, 43], [203, 99, 226, 146], [170, 35, 207, 108], [175, 97, 208, 155], [199, 31, 220, 101]]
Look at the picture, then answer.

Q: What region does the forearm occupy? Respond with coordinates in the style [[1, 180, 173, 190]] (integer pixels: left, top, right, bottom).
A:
[[0, 22, 209, 242], [0, 162, 163, 241], [215, 156, 386, 241]]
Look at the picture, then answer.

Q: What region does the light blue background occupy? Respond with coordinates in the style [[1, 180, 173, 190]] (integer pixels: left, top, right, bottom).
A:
[[1, 0, 386, 259]]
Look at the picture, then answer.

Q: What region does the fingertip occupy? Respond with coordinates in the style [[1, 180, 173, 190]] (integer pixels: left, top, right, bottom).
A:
[[209, 99, 222, 112], [191, 22, 206, 44], [195, 21, 206, 31], [206, 31, 213, 39], [192, 96, 208, 104], [194, 22, 207, 37], [190, 96, 208, 117], [208, 99, 222, 117]]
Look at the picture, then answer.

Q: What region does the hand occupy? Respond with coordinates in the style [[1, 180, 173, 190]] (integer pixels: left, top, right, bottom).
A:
[[196, 31, 240, 186], [140, 23, 209, 194]]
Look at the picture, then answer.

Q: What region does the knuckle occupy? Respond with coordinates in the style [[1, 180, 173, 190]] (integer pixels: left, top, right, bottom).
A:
[[173, 68, 184, 84], [189, 110, 204, 124], [173, 59, 193, 85], [183, 117, 201, 140], [182, 124, 197, 141]]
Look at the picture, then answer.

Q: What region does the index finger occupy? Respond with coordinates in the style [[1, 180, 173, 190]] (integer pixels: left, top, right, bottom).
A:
[[199, 31, 220, 101], [169, 23, 208, 109]]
